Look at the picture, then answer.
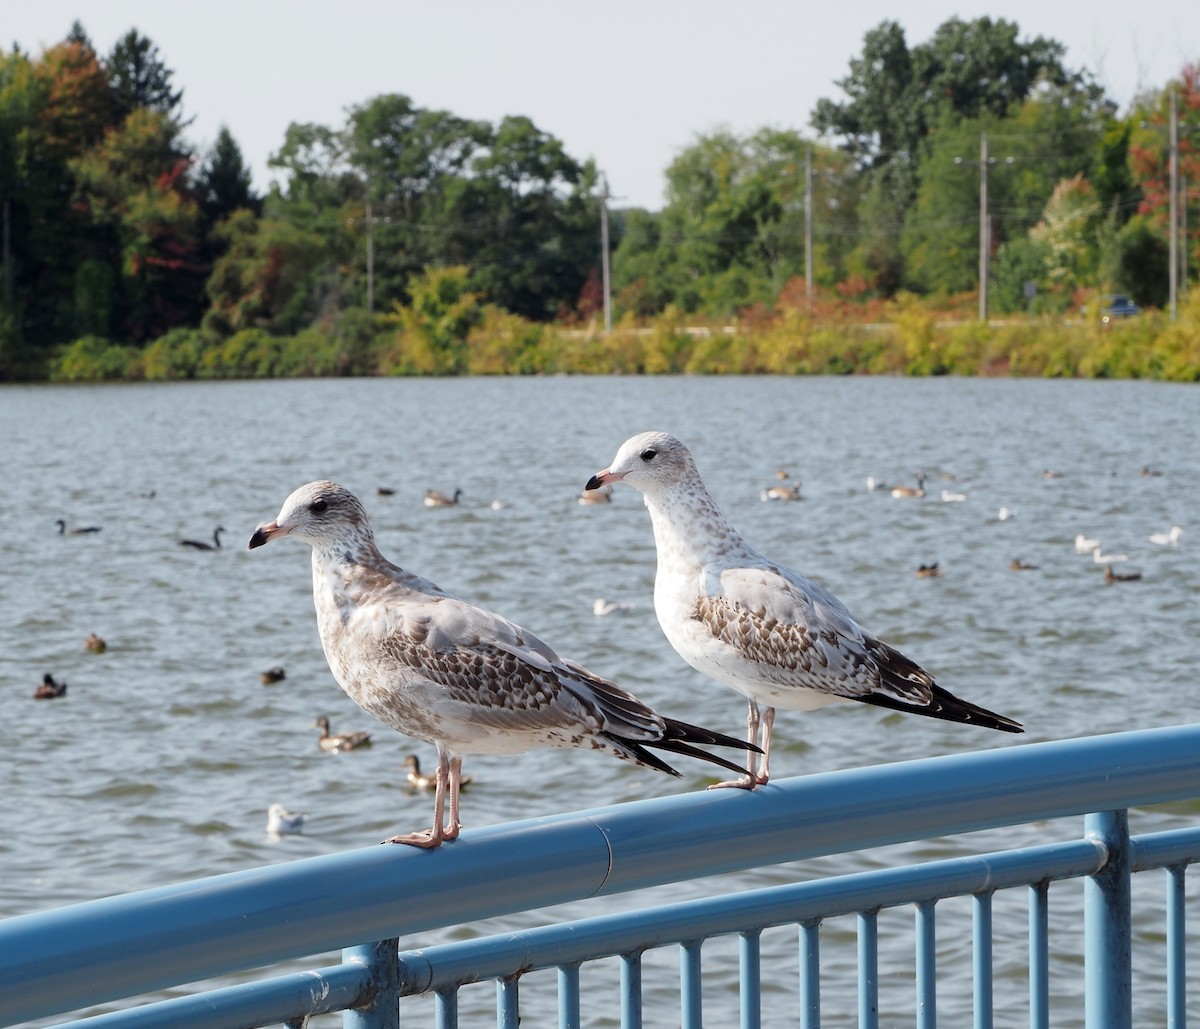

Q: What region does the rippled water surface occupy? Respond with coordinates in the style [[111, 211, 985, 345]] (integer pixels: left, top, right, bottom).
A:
[[3, 376, 1198, 1026]]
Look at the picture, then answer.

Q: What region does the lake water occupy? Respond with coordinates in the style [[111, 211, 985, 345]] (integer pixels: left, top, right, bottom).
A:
[[3, 375, 1198, 1026]]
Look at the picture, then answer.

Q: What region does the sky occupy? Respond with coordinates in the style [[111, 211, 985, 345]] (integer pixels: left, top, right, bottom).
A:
[[6, 1, 1198, 211]]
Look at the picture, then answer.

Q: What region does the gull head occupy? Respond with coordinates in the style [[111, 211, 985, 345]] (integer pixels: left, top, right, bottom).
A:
[[248, 480, 373, 552], [585, 431, 697, 499]]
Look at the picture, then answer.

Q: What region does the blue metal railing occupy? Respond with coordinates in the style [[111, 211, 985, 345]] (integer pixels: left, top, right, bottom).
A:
[[3, 724, 1200, 1028]]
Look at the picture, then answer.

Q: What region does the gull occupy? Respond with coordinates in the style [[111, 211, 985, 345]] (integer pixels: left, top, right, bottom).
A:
[[1148, 526, 1182, 546], [266, 804, 306, 836], [249, 481, 757, 847], [586, 432, 1022, 789], [1074, 534, 1101, 554], [940, 489, 966, 503], [1092, 549, 1129, 565], [997, 507, 1014, 521], [593, 598, 638, 617]]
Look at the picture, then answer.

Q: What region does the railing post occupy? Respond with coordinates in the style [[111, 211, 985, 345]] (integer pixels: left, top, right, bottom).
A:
[[343, 939, 399, 1029], [1085, 810, 1132, 1029]]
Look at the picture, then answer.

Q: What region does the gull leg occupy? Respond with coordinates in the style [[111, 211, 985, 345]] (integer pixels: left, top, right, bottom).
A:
[[442, 756, 464, 841], [707, 698, 762, 791], [385, 746, 451, 848], [754, 707, 776, 785]]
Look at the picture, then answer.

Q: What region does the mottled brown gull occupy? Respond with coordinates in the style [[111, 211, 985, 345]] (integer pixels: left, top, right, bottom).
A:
[[248, 480, 756, 848], [586, 431, 1023, 790]]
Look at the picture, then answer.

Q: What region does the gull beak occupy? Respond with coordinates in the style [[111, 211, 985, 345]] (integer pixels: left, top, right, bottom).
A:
[[585, 469, 623, 491], [248, 520, 285, 549]]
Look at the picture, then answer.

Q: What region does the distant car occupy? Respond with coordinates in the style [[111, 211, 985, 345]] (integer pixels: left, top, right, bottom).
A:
[[1100, 294, 1139, 323]]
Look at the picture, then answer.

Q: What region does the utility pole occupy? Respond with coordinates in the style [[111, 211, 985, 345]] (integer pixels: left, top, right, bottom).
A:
[[1169, 89, 1179, 320], [979, 132, 990, 323], [805, 146, 814, 308], [598, 173, 612, 334]]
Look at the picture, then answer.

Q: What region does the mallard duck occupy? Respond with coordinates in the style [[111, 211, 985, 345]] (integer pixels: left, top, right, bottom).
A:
[[312, 716, 372, 752], [266, 803, 306, 835], [890, 473, 926, 499], [85, 632, 107, 653], [423, 488, 462, 508], [1104, 565, 1142, 583], [56, 519, 100, 535], [403, 754, 471, 792], [760, 482, 802, 502], [34, 673, 67, 699], [180, 526, 224, 550], [915, 562, 941, 578], [261, 666, 287, 685]]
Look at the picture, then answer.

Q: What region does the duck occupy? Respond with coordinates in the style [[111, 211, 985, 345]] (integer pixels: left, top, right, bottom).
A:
[[34, 673, 67, 699], [915, 562, 941, 578], [1041, 470, 1063, 480], [312, 716, 372, 752], [260, 666, 286, 685], [760, 482, 802, 502], [403, 754, 472, 792], [578, 484, 613, 505], [1093, 549, 1129, 565], [56, 519, 100, 535], [1104, 565, 1142, 584], [1009, 559, 1038, 571], [423, 488, 462, 508], [1139, 466, 1163, 477], [180, 526, 225, 551], [890, 473, 926, 499], [1074, 534, 1101, 554], [375, 486, 396, 496], [775, 468, 790, 480], [266, 804, 306, 836], [85, 633, 107, 653], [1148, 526, 1183, 546]]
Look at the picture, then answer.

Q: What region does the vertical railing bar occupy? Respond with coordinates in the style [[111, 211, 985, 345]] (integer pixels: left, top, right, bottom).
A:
[[680, 939, 703, 1029], [800, 920, 821, 1029], [972, 892, 994, 1029], [1085, 810, 1132, 1029], [434, 986, 458, 1029], [621, 951, 643, 1029], [1166, 864, 1186, 1029], [342, 939, 399, 1029], [858, 909, 879, 1029], [496, 975, 519, 1029], [740, 928, 762, 1029], [915, 899, 936, 1029], [558, 962, 581, 1029], [1028, 880, 1049, 1029]]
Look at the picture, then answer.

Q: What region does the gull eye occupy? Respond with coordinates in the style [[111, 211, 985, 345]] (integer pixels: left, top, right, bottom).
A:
[[639, 449, 657, 462], [310, 499, 328, 514]]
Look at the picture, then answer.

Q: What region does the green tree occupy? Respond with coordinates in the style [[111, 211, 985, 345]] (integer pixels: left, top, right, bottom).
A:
[[106, 30, 183, 121], [196, 125, 260, 229]]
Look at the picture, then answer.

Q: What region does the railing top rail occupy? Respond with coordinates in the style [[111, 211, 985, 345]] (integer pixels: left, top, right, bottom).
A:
[[4, 723, 1200, 1026]]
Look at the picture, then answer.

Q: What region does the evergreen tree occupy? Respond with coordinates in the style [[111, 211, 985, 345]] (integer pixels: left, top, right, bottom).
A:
[[197, 125, 260, 227], [106, 30, 183, 121]]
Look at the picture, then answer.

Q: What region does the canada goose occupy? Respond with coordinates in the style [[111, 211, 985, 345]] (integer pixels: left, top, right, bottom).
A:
[[261, 666, 287, 685], [85, 633, 107, 653], [34, 673, 67, 699], [312, 716, 372, 752], [180, 526, 225, 550], [423, 489, 462, 508], [56, 519, 100, 535], [915, 562, 941, 578], [890, 473, 926, 499]]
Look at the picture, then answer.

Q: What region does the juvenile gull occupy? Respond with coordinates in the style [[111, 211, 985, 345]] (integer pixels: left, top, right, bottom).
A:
[[249, 480, 756, 847], [586, 432, 1023, 789]]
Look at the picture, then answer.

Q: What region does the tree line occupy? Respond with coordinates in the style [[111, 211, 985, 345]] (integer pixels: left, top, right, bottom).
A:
[[0, 17, 1196, 380]]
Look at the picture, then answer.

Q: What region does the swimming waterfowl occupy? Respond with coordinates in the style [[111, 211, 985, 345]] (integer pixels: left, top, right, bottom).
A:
[[266, 804, 306, 835], [180, 526, 225, 550], [940, 489, 966, 503], [403, 754, 473, 792], [56, 519, 100, 535], [1009, 559, 1038, 571], [578, 484, 613, 505], [1148, 526, 1183, 546], [890, 473, 926, 499], [85, 633, 107, 653], [376, 486, 396, 496], [915, 563, 941, 578], [1093, 549, 1129, 565], [1075, 534, 1101, 554], [261, 666, 287, 685], [312, 716, 372, 752], [1104, 565, 1142, 583], [760, 482, 802, 502], [34, 673, 67, 699], [423, 488, 462, 508]]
